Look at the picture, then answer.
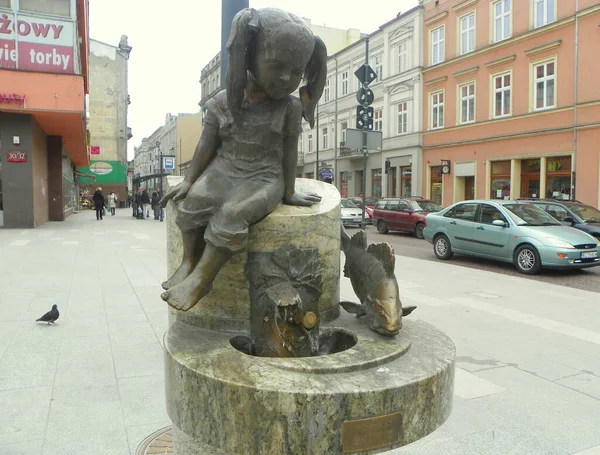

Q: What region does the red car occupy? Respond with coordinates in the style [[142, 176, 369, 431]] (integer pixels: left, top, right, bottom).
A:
[[349, 198, 377, 222], [372, 197, 442, 239]]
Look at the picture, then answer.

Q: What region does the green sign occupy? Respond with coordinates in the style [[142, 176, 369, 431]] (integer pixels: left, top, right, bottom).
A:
[[77, 160, 127, 184]]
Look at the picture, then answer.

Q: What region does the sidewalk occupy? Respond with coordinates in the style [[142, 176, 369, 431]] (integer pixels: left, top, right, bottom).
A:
[[1, 209, 599, 455]]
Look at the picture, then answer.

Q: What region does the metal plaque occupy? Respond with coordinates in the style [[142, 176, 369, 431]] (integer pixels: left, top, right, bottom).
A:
[[342, 412, 404, 453]]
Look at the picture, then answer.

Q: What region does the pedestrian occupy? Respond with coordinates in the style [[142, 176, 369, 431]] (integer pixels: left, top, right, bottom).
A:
[[151, 188, 162, 221], [92, 187, 105, 220], [107, 191, 118, 216], [134, 188, 143, 219], [141, 188, 151, 219]]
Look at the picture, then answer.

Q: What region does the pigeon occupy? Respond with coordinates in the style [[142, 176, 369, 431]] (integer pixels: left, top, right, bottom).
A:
[[36, 304, 59, 324]]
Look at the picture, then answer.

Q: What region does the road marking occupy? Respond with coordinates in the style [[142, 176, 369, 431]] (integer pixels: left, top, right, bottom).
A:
[[449, 297, 600, 345]]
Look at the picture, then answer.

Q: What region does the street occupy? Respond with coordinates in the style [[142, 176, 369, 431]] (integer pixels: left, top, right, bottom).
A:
[[357, 225, 600, 294]]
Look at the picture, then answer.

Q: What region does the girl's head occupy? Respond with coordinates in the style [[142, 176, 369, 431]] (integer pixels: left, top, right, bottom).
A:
[[227, 8, 327, 127]]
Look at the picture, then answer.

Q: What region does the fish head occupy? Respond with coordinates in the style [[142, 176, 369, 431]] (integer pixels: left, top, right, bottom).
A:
[[366, 280, 402, 336]]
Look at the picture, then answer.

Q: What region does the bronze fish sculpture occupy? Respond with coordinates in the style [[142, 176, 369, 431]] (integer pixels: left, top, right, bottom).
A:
[[339, 226, 416, 336]]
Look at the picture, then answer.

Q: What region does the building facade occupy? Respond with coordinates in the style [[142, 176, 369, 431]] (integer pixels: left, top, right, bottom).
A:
[[421, 0, 600, 208], [0, 0, 90, 228], [77, 36, 132, 201], [298, 6, 424, 200], [133, 113, 202, 190]]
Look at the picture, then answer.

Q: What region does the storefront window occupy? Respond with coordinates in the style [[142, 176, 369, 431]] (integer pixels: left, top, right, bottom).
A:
[[372, 169, 382, 198], [490, 160, 511, 199], [546, 155, 571, 199], [430, 166, 442, 205], [62, 176, 76, 212], [20, 0, 71, 16], [400, 166, 411, 197], [520, 158, 540, 197], [340, 171, 352, 198], [305, 172, 314, 179]]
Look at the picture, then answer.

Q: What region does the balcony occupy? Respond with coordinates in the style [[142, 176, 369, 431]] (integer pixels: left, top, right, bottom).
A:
[[339, 142, 363, 159]]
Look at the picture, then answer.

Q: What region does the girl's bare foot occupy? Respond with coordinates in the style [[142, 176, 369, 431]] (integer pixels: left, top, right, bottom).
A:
[[161, 260, 194, 290], [161, 279, 212, 311]]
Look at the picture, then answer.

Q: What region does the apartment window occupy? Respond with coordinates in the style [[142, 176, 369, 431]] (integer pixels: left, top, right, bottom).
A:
[[375, 55, 383, 81], [341, 71, 349, 96], [0, 0, 9, 7], [459, 83, 475, 124], [534, 61, 555, 110], [535, 0, 556, 28], [493, 0, 511, 43], [308, 134, 313, 153], [431, 26, 445, 65], [459, 12, 475, 55], [298, 134, 303, 154], [398, 41, 408, 73], [341, 121, 348, 143], [493, 73, 511, 117], [20, 0, 70, 16], [431, 92, 444, 129], [397, 102, 408, 135], [324, 78, 330, 102], [356, 66, 363, 90], [322, 127, 329, 149], [374, 109, 383, 131]]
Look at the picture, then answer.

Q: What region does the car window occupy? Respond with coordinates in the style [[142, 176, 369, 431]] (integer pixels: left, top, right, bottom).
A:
[[398, 201, 411, 212], [450, 203, 479, 221], [568, 204, 600, 223], [341, 199, 358, 208], [386, 201, 400, 211], [504, 204, 561, 226], [479, 204, 507, 224], [410, 200, 443, 212], [546, 204, 569, 222], [375, 201, 387, 210]]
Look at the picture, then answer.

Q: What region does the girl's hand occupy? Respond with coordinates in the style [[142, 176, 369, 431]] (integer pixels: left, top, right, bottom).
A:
[[159, 181, 192, 208], [283, 191, 322, 207]]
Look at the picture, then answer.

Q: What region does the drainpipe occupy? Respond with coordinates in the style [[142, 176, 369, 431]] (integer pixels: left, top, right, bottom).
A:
[[572, 0, 580, 200]]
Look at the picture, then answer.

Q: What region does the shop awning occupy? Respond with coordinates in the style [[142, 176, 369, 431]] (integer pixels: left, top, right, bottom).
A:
[[74, 170, 96, 180]]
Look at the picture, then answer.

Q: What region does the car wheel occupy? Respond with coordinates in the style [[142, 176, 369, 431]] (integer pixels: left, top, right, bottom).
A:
[[434, 234, 453, 260], [415, 223, 425, 239], [514, 245, 542, 275], [377, 220, 389, 234]]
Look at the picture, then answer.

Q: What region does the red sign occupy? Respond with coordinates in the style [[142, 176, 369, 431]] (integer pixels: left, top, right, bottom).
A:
[[7, 151, 27, 162], [0, 13, 74, 74], [90, 146, 100, 155], [0, 93, 26, 104]]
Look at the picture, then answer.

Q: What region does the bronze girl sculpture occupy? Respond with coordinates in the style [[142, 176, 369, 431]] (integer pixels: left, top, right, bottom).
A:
[[159, 8, 327, 311]]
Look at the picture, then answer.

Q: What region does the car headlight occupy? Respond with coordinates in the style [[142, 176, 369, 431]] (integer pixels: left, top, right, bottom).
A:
[[546, 237, 575, 249]]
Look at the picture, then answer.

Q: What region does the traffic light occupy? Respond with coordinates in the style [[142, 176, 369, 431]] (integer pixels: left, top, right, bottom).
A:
[[385, 159, 391, 174]]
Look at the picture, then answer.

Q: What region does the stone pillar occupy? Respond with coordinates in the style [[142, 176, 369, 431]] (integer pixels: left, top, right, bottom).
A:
[[47, 136, 64, 221], [165, 177, 341, 333]]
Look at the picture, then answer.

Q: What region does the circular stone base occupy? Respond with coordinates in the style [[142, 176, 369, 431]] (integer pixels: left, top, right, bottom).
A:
[[164, 313, 455, 455], [135, 426, 173, 454]]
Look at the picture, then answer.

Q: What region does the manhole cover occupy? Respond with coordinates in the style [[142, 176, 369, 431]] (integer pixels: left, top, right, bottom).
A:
[[136, 425, 173, 455]]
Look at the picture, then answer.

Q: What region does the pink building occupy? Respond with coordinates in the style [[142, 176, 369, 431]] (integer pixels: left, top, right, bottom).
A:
[[421, 0, 600, 208]]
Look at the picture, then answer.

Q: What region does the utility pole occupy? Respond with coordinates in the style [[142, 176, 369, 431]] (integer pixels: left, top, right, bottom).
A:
[[354, 37, 376, 230]]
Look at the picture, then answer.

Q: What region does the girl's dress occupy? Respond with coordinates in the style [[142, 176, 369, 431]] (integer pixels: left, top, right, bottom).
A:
[[176, 90, 303, 254]]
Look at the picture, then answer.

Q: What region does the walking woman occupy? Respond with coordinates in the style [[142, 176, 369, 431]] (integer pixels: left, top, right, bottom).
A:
[[107, 192, 118, 216], [93, 187, 105, 220]]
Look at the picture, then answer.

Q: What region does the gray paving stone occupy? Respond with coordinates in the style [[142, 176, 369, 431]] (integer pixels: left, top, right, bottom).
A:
[[118, 374, 170, 427], [556, 373, 600, 400], [0, 387, 52, 445], [112, 342, 164, 379], [0, 439, 44, 455]]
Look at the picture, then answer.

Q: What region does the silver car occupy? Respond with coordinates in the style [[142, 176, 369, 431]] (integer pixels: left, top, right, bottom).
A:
[[423, 200, 600, 274]]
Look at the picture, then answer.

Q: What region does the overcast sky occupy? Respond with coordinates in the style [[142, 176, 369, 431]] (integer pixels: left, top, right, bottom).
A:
[[89, 0, 419, 160]]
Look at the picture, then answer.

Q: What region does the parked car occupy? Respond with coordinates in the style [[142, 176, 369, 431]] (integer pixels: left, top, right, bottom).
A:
[[517, 198, 600, 239], [372, 197, 442, 239], [423, 200, 600, 274], [348, 197, 376, 223], [340, 198, 363, 228]]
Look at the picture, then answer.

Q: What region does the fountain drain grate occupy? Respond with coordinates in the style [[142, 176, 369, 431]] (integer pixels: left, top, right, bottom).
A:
[[135, 425, 173, 454]]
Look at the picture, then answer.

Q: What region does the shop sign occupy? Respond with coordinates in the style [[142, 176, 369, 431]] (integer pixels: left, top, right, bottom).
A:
[[0, 13, 75, 73], [7, 151, 27, 162], [0, 92, 26, 104], [90, 145, 100, 155]]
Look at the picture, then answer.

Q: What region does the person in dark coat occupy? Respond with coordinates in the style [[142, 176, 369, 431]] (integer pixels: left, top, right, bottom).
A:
[[151, 189, 162, 220], [92, 187, 105, 220], [141, 188, 151, 219], [134, 188, 142, 218]]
